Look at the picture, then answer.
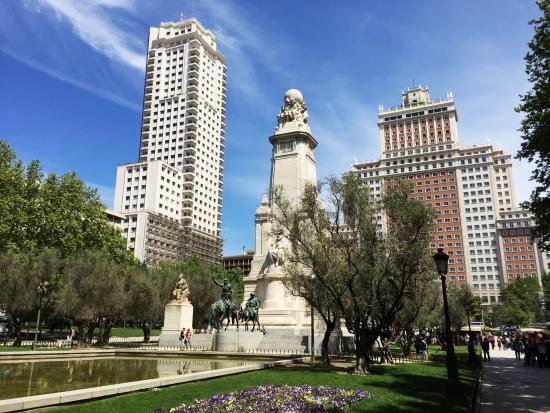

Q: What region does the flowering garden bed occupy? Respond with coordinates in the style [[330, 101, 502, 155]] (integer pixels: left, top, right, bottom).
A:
[[160, 384, 372, 412]]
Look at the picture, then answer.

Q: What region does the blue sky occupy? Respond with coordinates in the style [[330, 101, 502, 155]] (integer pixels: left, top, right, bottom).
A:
[[0, 0, 540, 255]]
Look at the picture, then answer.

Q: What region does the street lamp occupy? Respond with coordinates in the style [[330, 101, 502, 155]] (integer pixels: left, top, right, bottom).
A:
[[32, 281, 49, 351], [433, 248, 462, 394]]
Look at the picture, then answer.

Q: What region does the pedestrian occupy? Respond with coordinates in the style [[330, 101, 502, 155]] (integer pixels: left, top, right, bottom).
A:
[[467, 335, 478, 366], [489, 335, 495, 350], [513, 336, 523, 360], [497, 337, 502, 350], [414, 338, 420, 354], [179, 328, 185, 348], [535, 335, 546, 367], [419, 337, 428, 360], [481, 336, 491, 362], [184, 328, 193, 350]]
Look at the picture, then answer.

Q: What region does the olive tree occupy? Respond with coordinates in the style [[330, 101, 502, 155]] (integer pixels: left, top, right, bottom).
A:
[[272, 174, 435, 373]]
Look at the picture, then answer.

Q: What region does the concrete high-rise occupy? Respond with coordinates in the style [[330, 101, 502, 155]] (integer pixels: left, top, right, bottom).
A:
[[352, 86, 547, 303], [114, 17, 226, 265]]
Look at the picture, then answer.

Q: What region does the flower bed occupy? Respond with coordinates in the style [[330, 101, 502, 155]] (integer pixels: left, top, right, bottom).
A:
[[160, 384, 372, 413]]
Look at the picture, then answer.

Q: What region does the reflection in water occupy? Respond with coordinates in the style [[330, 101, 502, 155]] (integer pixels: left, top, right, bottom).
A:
[[0, 357, 254, 400]]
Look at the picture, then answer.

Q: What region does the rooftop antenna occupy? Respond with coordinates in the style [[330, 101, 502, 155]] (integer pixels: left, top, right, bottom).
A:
[[179, 12, 184, 22]]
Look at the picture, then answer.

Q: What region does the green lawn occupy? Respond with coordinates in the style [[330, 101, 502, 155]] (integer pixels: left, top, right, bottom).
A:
[[46, 346, 477, 413], [110, 327, 160, 338]]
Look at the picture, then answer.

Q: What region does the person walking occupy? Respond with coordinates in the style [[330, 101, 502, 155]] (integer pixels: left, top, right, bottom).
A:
[[468, 335, 478, 366], [419, 337, 428, 360], [481, 336, 491, 362], [179, 328, 185, 348], [497, 337, 502, 351], [513, 336, 524, 360], [184, 328, 193, 350]]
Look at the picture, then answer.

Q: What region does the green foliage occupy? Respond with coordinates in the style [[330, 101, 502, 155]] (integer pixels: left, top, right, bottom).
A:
[[502, 277, 544, 326], [515, 0, 550, 249], [272, 174, 436, 372], [0, 139, 133, 265], [543, 272, 550, 319], [125, 269, 162, 327], [0, 248, 61, 319], [447, 286, 482, 330], [55, 250, 127, 343]]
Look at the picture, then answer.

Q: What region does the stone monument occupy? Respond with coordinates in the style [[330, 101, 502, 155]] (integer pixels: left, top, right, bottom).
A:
[[159, 274, 194, 346], [243, 89, 317, 334]]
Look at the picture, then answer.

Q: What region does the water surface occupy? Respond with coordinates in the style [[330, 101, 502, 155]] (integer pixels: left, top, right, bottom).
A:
[[0, 356, 255, 399]]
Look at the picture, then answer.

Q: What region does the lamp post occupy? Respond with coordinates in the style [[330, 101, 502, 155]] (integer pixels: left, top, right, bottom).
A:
[[310, 300, 315, 363], [433, 248, 462, 394], [32, 281, 49, 351]]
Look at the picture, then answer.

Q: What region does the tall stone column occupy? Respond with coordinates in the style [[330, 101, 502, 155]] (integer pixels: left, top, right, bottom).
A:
[[244, 89, 317, 334]]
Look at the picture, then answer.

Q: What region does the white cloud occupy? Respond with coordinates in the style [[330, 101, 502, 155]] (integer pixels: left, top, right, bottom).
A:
[[2, 48, 141, 111], [88, 181, 115, 209], [32, 0, 144, 70]]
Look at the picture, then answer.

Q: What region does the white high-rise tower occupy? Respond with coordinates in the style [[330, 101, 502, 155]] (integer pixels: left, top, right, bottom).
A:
[[114, 17, 226, 265]]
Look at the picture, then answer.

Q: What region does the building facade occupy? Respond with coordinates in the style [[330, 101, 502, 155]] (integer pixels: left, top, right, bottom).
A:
[[113, 17, 226, 266], [222, 252, 254, 276], [352, 86, 544, 303]]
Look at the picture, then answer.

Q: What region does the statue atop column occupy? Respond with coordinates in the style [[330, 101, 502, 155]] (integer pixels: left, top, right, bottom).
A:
[[275, 89, 311, 134]]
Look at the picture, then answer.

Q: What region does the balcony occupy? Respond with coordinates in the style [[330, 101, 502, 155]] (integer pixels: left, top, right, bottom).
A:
[[184, 153, 196, 163], [183, 146, 196, 154], [188, 54, 200, 64], [188, 69, 199, 79], [183, 171, 195, 180], [186, 114, 198, 124], [183, 163, 196, 173], [187, 77, 199, 87], [189, 62, 199, 71]]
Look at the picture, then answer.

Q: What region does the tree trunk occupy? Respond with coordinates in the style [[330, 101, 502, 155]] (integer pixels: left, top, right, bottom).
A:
[[354, 330, 377, 374], [86, 321, 97, 344], [100, 321, 113, 346], [321, 318, 336, 365]]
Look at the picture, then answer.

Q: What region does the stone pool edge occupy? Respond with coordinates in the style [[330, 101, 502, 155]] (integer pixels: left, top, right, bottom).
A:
[[0, 354, 306, 412]]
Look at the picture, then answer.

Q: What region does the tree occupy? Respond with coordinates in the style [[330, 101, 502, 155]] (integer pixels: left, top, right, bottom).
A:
[[450, 286, 482, 332], [502, 277, 544, 326], [56, 250, 127, 345], [272, 174, 435, 373], [0, 139, 133, 265], [542, 272, 550, 319], [0, 249, 61, 345], [125, 269, 161, 342], [515, 1, 550, 249], [394, 280, 441, 357]]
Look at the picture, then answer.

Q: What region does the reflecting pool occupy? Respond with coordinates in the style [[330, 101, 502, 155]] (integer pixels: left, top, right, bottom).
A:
[[0, 357, 256, 399]]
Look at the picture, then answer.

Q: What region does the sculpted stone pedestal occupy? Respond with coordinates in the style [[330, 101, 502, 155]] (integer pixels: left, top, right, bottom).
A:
[[158, 302, 193, 346]]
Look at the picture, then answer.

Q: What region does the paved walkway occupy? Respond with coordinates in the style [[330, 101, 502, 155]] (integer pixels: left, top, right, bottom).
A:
[[480, 348, 550, 412]]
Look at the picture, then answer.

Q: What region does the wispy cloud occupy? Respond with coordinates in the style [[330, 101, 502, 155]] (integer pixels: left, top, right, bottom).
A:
[[33, 0, 144, 70], [88, 181, 115, 209], [2, 48, 141, 111]]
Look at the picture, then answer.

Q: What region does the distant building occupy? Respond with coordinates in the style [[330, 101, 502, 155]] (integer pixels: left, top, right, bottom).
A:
[[352, 86, 545, 303], [223, 251, 254, 275], [113, 16, 226, 266]]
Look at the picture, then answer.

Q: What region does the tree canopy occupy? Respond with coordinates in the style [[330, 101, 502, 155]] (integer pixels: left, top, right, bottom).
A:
[[515, 0, 550, 249], [272, 174, 435, 372], [0, 139, 133, 265], [502, 277, 544, 326]]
